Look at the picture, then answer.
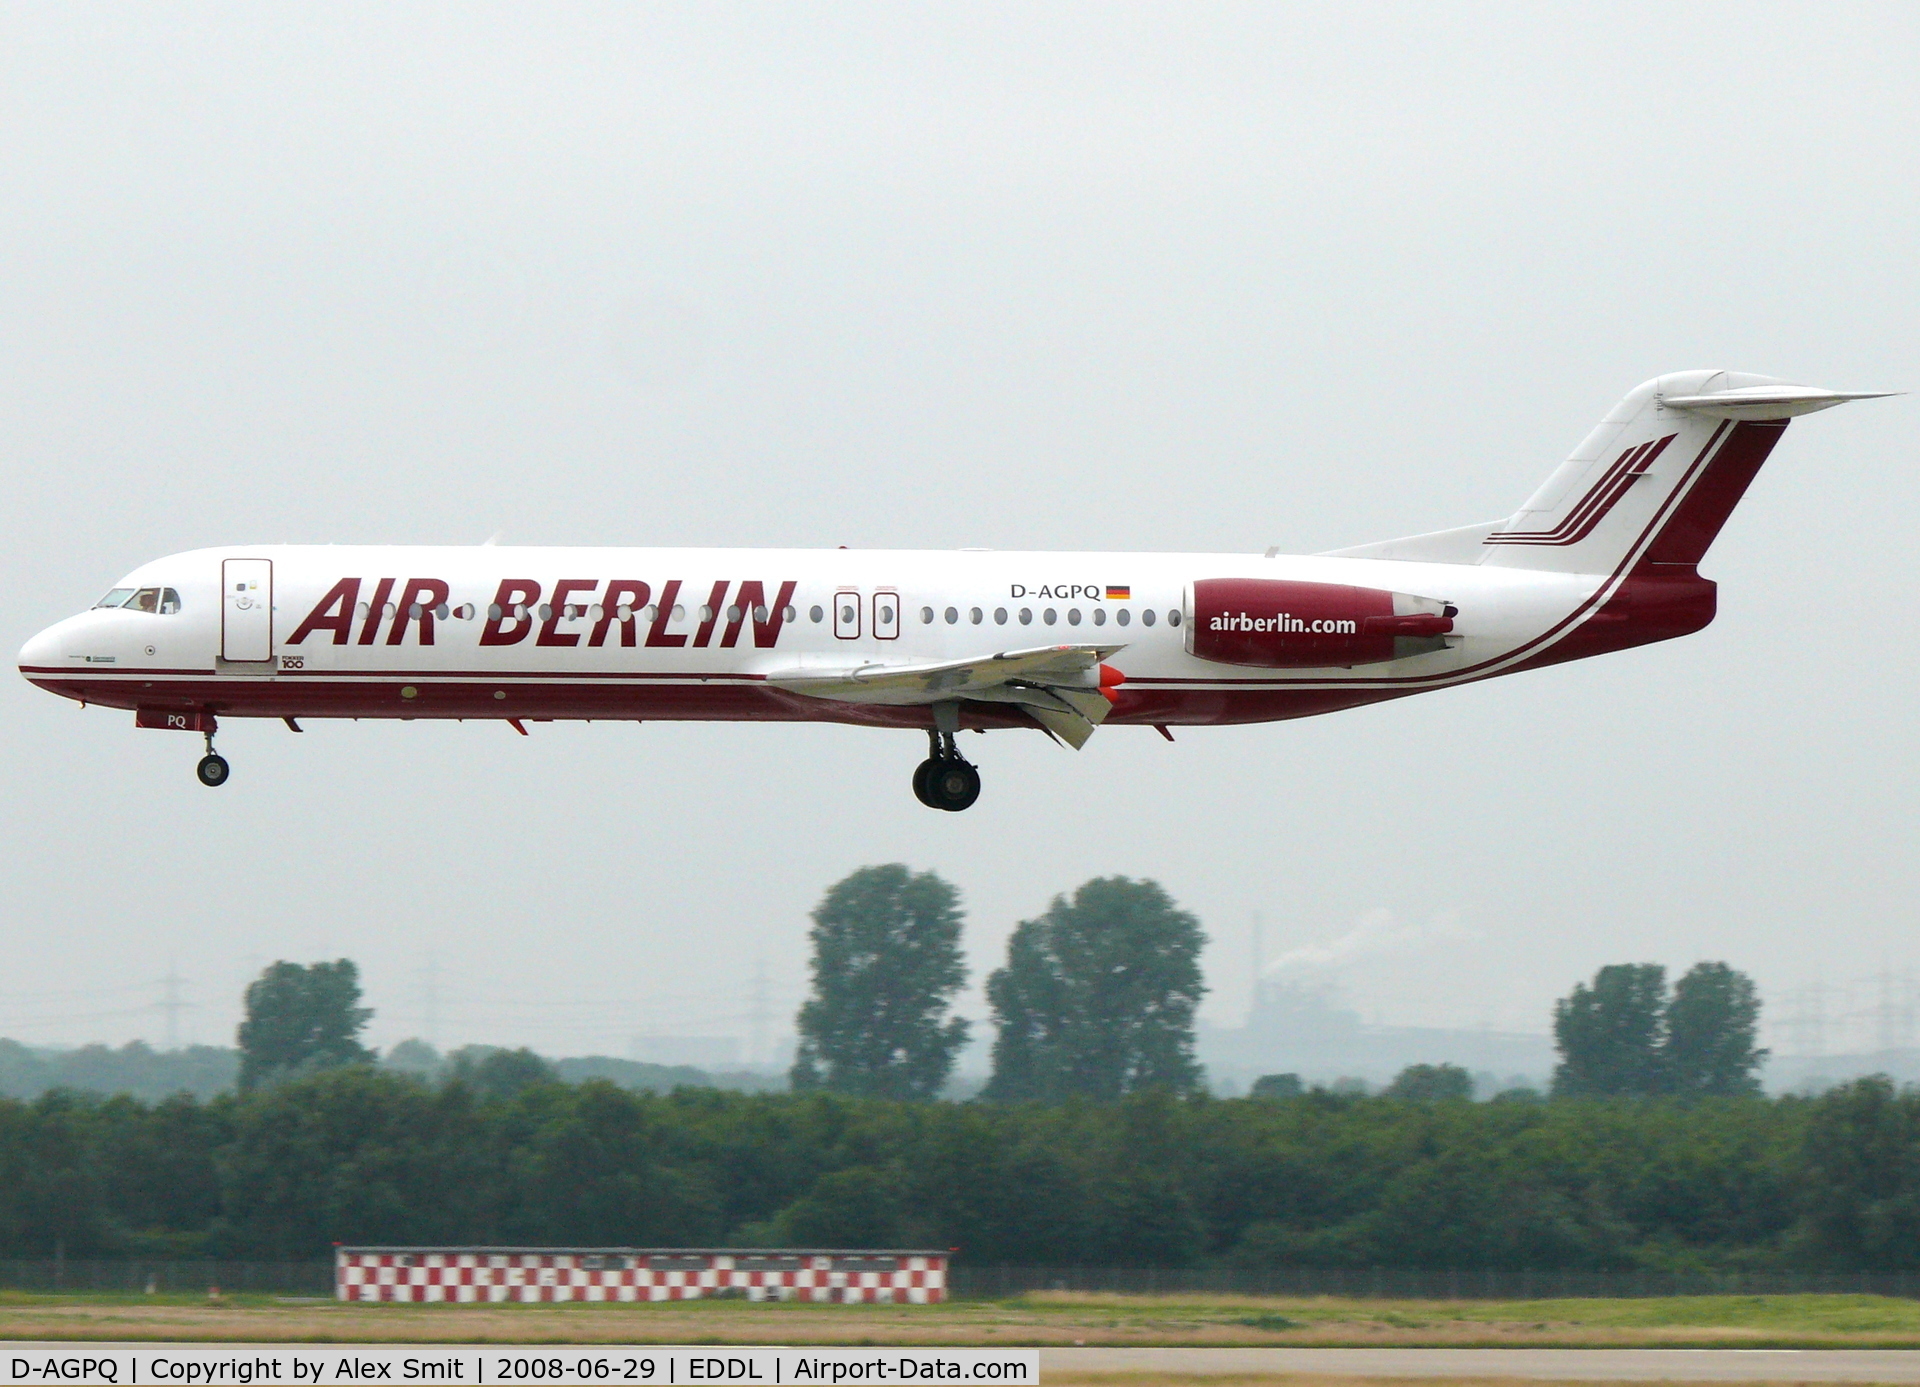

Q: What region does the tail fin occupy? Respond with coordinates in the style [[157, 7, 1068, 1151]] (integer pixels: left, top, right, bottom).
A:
[[1327, 371, 1892, 570], [1478, 371, 1891, 575]]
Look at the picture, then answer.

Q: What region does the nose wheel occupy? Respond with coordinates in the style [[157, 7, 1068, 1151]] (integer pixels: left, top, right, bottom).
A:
[[913, 729, 980, 812], [196, 730, 230, 788]]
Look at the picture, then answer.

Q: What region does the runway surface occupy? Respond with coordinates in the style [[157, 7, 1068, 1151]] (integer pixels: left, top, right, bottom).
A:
[[1040, 1348, 1920, 1381]]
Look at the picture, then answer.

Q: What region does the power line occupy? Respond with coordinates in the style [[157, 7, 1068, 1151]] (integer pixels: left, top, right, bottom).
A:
[[155, 960, 195, 1050]]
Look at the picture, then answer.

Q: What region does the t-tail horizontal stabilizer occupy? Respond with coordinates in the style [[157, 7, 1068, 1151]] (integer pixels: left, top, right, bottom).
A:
[[1656, 384, 1899, 420]]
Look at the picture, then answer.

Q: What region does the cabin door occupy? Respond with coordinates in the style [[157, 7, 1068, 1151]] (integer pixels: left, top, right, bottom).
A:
[[222, 558, 273, 661]]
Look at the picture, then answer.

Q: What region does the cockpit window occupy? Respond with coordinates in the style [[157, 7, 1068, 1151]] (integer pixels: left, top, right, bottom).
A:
[[99, 587, 180, 614]]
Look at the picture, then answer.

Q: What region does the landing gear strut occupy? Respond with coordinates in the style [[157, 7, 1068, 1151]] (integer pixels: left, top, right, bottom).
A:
[[196, 729, 230, 788], [913, 715, 980, 813]]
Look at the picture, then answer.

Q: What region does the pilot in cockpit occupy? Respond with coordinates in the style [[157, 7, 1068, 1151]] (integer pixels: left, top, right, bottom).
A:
[[94, 587, 182, 615]]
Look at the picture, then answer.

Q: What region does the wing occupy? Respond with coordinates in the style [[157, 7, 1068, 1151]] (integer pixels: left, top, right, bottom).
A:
[[765, 643, 1127, 749]]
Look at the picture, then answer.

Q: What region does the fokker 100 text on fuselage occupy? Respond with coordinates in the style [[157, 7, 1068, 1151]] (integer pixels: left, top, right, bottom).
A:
[[18, 371, 1895, 810]]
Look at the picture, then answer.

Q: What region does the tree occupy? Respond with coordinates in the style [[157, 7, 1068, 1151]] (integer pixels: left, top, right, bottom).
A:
[[1552, 963, 1667, 1097], [1551, 961, 1768, 1099], [382, 1039, 443, 1079], [984, 876, 1207, 1101], [790, 865, 970, 1099], [1384, 1063, 1474, 1102], [236, 960, 374, 1092], [1795, 1076, 1920, 1268], [1249, 1073, 1303, 1100], [1666, 961, 1767, 1096], [763, 1166, 903, 1248], [447, 1046, 558, 1101]]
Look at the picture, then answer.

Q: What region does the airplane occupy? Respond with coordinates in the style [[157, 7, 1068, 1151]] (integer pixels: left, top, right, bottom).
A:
[[18, 370, 1894, 810]]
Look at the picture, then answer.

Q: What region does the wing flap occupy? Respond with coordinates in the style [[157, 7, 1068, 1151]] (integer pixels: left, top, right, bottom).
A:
[[765, 643, 1126, 749], [766, 643, 1125, 701]]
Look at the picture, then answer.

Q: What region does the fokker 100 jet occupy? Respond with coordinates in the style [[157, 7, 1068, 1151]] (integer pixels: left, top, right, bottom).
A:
[[18, 371, 1893, 810]]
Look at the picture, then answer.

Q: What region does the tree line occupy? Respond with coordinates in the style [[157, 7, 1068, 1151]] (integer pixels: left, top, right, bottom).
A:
[[785, 865, 1766, 1102], [80, 865, 1770, 1108], [3, 1068, 1919, 1269], [0, 862, 1803, 1271]]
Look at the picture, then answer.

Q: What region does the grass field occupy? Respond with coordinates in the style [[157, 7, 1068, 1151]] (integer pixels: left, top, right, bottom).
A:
[[4, 1290, 1920, 1347]]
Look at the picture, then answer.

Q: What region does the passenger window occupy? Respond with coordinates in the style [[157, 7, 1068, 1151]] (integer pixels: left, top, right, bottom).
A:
[[874, 592, 900, 640], [1118, 608, 1131, 626], [920, 607, 934, 624], [994, 608, 1008, 625], [1043, 608, 1057, 625], [1168, 609, 1182, 627], [1067, 608, 1081, 625], [944, 607, 958, 624], [783, 605, 797, 622], [1142, 608, 1156, 626], [835, 591, 861, 640], [1092, 607, 1106, 626], [970, 608, 983, 624], [810, 605, 824, 623], [1019, 608, 1033, 625], [94, 588, 134, 609]]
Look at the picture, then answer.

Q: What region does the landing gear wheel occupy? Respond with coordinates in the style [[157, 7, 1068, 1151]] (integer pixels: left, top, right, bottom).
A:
[[196, 753, 230, 788], [913, 716, 981, 810], [923, 758, 981, 812]]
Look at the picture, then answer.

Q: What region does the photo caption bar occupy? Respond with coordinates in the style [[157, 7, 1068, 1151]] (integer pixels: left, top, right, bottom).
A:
[[4, 1349, 1037, 1387]]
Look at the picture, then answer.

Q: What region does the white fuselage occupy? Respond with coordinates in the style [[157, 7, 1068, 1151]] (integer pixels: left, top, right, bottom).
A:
[[20, 544, 1604, 731]]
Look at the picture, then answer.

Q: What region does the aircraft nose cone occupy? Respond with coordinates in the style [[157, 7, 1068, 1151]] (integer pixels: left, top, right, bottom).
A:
[[18, 622, 66, 675]]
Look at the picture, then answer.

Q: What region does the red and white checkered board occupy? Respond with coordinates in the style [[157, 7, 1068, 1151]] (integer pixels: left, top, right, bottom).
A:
[[336, 1253, 946, 1304]]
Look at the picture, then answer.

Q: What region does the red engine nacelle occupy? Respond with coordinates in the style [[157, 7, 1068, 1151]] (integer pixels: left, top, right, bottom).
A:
[[1185, 578, 1454, 669]]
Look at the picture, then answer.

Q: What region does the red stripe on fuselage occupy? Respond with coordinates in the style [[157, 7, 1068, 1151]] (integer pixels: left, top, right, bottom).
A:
[[22, 672, 1404, 730]]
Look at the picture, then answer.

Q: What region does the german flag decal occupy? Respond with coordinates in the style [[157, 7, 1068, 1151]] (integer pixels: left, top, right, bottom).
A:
[[1105, 585, 1131, 601]]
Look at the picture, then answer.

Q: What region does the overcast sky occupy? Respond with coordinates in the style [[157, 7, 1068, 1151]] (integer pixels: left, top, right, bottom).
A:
[[1, 3, 1914, 1068]]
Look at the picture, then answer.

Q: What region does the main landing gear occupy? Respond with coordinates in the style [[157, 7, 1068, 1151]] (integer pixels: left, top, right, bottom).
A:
[[196, 729, 230, 788], [913, 728, 981, 812]]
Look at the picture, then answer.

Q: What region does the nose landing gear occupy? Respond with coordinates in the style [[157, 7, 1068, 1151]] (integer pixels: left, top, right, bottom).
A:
[[196, 729, 230, 788], [913, 727, 980, 812]]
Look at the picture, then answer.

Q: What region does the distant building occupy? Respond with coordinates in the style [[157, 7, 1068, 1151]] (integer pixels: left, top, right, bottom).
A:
[[1200, 977, 1554, 1094], [628, 1036, 741, 1068], [1763, 1048, 1920, 1095]]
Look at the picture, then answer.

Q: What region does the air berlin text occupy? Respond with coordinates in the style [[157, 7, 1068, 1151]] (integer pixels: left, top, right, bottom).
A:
[[288, 580, 798, 649], [1209, 612, 1358, 635]]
